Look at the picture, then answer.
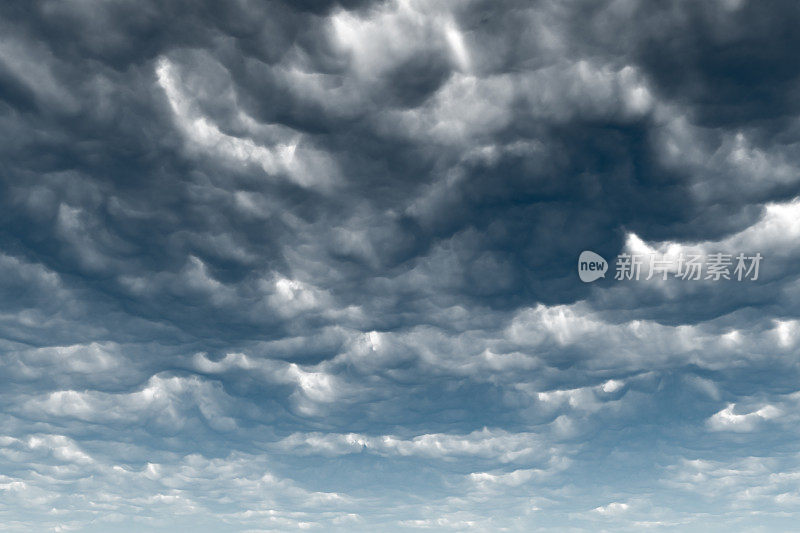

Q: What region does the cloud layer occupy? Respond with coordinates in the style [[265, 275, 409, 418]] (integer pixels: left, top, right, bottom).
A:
[[1, 0, 800, 531]]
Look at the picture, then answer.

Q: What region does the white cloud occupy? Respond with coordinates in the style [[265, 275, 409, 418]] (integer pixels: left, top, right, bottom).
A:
[[274, 427, 560, 464], [22, 374, 239, 432], [156, 57, 338, 189], [707, 403, 781, 432], [593, 501, 630, 515]]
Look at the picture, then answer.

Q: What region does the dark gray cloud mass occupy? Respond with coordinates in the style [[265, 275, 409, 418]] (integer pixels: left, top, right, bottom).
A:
[[1, 0, 800, 531]]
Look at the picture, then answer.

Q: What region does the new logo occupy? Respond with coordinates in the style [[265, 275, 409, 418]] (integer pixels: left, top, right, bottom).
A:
[[578, 251, 607, 282]]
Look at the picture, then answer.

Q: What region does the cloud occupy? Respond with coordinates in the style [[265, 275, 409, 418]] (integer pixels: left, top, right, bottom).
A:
[[1, 0, 800, 531], [274, 427, 561, 464], [707, 402, 781, 432]]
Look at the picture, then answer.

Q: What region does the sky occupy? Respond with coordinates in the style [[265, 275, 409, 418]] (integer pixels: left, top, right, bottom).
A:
[[1, 0, 800, 531]]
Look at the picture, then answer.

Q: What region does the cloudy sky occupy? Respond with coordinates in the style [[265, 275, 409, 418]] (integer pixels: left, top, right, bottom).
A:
[[1, 0, 800, 531]]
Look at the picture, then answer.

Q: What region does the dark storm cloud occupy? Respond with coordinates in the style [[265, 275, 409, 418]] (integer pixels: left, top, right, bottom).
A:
[[1, 0, 800, 531], [2, 0, 794, 333]]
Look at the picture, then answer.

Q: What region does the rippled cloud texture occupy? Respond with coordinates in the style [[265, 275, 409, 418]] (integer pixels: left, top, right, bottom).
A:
[[1, 0, 800, 531]]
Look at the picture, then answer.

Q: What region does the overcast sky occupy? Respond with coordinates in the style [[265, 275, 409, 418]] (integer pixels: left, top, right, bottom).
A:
[[1, 0, 800, 531]]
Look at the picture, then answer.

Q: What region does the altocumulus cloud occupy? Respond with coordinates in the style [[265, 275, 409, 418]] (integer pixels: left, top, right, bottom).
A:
[[1, 0, 800, 531]]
